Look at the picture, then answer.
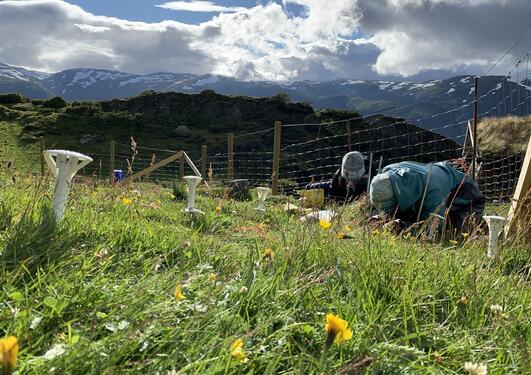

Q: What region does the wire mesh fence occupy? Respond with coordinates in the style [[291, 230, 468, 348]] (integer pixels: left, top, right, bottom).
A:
[[37, 74, 529, 204]]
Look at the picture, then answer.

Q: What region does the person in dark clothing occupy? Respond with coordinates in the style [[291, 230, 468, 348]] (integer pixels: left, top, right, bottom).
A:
[[305, 151, 373, 202]]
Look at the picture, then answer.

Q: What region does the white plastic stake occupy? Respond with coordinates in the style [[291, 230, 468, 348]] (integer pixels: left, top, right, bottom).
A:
[[256, 187, 271, 211], [183, 175, 203, 214], [483, 215, 507, 258], [44, 150, 93, 221]]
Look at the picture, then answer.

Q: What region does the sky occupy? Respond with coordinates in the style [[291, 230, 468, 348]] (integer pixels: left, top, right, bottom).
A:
[[0, 0, 530, 82]]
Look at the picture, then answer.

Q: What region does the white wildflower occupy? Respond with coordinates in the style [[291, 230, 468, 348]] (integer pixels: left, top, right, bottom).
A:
[[464, 362, 488, 375], [42, 344, 67, 360], [30, 316, 43, 329], [490, 304, 503, 316]]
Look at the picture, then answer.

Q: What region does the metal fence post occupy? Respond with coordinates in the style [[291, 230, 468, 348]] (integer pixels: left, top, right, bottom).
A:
[[272, 121, 282, 195], [109, 140, 115, 183], [347, 120, 352, 152], [228, 133, 234, 180]]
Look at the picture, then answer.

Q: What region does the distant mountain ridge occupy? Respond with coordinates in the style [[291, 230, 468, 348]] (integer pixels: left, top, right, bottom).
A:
[[1, 61, 530, 138]]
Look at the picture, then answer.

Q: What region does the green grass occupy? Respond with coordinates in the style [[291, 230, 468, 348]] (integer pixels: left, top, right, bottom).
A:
[[0, 173, 529, 374]]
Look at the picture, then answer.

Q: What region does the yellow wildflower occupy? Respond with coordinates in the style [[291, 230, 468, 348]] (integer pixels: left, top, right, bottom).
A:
[[122, 198, 133, 206], [462, 232, 470, 238], [324, 313, 353, 345], [458, 295, 468, 305], [90, 192, 97, 198], [319, 220, 331, 230], [337, 232, 345, 239], [0, 336, 19, 375], [449, 239, 458, 245], [174, 285, 186, 301], [215, 206, 222, 214], [157, 199, 161, 205], [208, 273, 217, 282], [344, 225, 351, 232], [171, 194, 176, 199], [433, 351, 443, 363], [230, 338, 249, 363], [263, 248, 274, 258]]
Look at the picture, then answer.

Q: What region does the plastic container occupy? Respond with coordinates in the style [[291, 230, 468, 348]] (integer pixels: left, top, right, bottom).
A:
[[114, 169, 125, 181]]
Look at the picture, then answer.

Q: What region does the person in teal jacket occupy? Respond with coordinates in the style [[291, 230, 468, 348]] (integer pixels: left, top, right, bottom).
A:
[[369, 161, 485, 232]]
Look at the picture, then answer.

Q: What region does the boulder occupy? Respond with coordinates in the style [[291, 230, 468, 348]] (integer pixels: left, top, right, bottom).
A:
[[174, 125, 191, 137]]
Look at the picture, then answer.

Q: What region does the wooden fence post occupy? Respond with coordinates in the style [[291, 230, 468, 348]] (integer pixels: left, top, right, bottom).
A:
[[109, 140, 115, 183], [228, 133, 234, 180], [201, 145, 207, 179], [272, 121, 282, 195], [39, 136, 45, 176], [179, 154, 185, 180], [347, 120, 352, 152]]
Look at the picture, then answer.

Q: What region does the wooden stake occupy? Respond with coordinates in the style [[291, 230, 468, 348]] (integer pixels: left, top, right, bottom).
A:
[[505, 136, 531, 235], [179, 154, 185, 181], [201, 145, 207, 179], [39, 136, 45, 176], [272, 121, 282, 195], [228, 133, 234, 180], [109, 140, 115, 184]]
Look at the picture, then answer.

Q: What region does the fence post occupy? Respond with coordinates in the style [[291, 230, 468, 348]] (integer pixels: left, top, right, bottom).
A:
[[201, 145, 207, 179], [179, 154, 185, 180], [347, 120, 352, 152], [39, 136, 45, 176], [109, 140, 115, 184], [272, 121, 282, 195], [472, 76, 479, 180], [228, 133, 234, 180]]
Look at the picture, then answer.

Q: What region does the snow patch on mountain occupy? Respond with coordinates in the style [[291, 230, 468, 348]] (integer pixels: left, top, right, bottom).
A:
[[192, 75, 219, 87], [340, 80, 365, 86], [447, 88, 455, 94], [460, 77, 471, 84]]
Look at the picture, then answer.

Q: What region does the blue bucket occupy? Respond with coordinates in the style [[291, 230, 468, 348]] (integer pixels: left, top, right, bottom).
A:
[[114, 169, 125, 181]]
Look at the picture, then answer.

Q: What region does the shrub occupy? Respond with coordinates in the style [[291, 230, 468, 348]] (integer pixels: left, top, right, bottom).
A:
[[272, 93, 291, 103], [0, 93, 27, 104], [43, 96, 67, 109], [31, 99, 45, 106]]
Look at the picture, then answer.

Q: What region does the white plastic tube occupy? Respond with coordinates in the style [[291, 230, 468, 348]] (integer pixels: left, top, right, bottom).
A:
[[44, 150, 93, 221], [483, 215, 507, 258], [256, 187, 271, 211], [183, 175, 203, 214]]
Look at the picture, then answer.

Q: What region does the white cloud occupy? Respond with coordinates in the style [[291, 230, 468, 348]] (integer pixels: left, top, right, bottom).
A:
[[74, 23, 111, 33], [156, 1, 246, 13], [0, 0, 529, 80]]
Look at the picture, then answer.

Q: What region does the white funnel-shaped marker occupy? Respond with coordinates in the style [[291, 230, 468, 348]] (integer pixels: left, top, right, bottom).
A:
[[183, 175, 203, 214], [483, 215, 507, 258], [44, 149, 93, 221], [256, 187, 271, 211]]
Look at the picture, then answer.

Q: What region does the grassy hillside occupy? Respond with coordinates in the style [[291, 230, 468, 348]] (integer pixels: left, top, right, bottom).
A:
[[478, 115, 531, 155], [0, 173, 529, 374]]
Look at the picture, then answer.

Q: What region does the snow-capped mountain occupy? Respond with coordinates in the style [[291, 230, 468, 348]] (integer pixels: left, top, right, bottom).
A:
[[1, 61, 529, 137]]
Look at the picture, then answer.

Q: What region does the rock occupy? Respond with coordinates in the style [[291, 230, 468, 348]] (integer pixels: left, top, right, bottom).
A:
[[174, 126, 191, 137], [79, 134, 100, 144]]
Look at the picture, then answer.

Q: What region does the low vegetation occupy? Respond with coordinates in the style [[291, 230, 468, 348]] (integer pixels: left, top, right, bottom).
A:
[[0, 168, 529, 374], [478, 115, 531, 155]]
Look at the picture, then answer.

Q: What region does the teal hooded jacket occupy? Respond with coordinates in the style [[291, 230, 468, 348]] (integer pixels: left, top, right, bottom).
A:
[[379, 161, 473, 220]]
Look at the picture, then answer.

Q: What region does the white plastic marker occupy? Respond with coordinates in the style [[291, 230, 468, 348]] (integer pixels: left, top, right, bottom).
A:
[[183, 175, 203, 214], [256, 187, 271, 211], [44, 150, 93, 221], [483, 215, 507, 258]]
